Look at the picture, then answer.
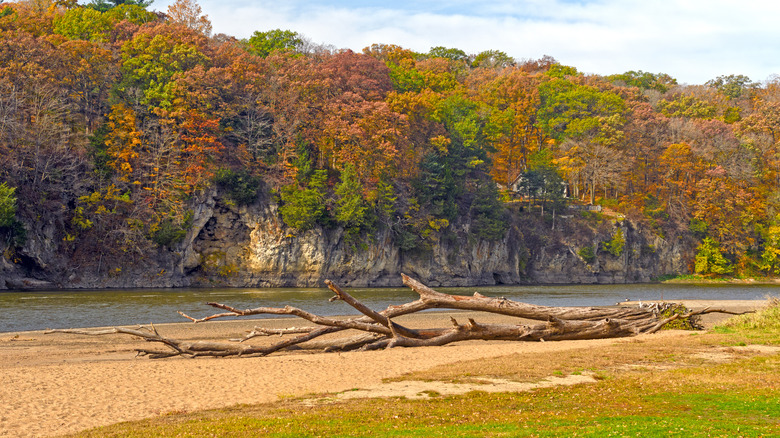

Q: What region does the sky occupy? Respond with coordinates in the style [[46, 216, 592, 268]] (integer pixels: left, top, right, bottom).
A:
[[146, 0, 780, 85]]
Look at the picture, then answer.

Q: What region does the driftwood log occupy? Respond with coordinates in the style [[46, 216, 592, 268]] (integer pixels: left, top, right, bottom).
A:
[[45, 274, 749, 358]]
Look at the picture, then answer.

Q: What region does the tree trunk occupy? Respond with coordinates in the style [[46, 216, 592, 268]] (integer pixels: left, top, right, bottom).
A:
[[45, 276, 751, 358]]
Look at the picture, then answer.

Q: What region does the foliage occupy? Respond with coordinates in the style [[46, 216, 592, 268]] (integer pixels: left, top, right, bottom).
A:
[[1, 5, 780, 278], [151, 211, 193, 248], [0, 6, 13, 20], [103, 4, 158, 25], [279, 169, 327, 231], [689, 218, 708, 239], [694, 237, 733, 275], [706, 74, 756, 99], [0, 182, 17, 228], [719, 296, 780, 341], [166, 0, 212, 36], [54, 7, 113, 42], [86, 0, 153, 13], [602, 227, 625, 257], [469, 179, 508, 241], [214, 168, 262, 206], [427, 46, 468, 62], [334, 164, 372, 241], [471, 49, 514, 69], [118, 24, 209, 108], [760, 219, 780, 274], [545, 63, 578, 78], [658, 94, 717, 119], [537, 78, 626, 142], [578, 245, 596, 263], [412, 152, 458, 223], [518, 149, 567, 214], [246, 29, 302, 57], [608, 70, 676, 93]]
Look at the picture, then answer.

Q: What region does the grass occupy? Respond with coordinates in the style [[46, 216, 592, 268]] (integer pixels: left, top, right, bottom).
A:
[[714, 296, 780, 344], [65, 300, 780, 438], [661, 274, 780, 284]]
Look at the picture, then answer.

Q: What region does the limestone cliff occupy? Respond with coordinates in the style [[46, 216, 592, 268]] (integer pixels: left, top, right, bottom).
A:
[[172, 191, 694, 288], [1, 189, 695, 290]]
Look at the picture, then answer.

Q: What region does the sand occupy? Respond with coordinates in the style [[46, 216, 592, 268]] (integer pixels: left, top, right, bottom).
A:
[[0, 300, 765, 438]]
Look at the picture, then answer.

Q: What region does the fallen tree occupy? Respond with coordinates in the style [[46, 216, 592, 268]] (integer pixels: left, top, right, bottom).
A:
[[46, 274, 749, 358]]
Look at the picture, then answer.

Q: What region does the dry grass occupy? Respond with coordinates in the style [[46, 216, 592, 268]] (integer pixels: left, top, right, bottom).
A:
[[393, 332, 735, 384]]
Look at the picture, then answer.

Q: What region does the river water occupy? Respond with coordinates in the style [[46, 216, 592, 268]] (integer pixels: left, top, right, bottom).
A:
[[0, 283, 776, 333]]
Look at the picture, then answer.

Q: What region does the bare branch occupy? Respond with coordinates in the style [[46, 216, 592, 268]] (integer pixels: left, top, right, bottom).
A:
[[46, 276, 750, 358]]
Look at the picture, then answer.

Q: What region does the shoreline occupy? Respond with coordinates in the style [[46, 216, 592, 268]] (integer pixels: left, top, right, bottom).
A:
[[661, 276, 780, 285], [0, 300, 768, 438]]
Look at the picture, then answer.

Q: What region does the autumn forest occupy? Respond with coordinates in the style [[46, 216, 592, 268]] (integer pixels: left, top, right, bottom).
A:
[[1, 0, 779, 284]]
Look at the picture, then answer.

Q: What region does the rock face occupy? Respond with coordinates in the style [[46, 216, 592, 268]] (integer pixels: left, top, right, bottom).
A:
[[181, 193, 529, 288], [174, 192, 693, 288], [0, 190, 695, 289]]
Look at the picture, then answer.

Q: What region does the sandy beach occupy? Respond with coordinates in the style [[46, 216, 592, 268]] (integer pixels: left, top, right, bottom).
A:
[[0, 300, 764, 438]]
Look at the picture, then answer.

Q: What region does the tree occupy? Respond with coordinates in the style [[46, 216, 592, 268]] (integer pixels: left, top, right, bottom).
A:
[[58, 40, 117, 134], [692, 166, 762, 258], [53, 6, 113, 41], [0, 182, 16, 228], [603, 228, 625, 257], [246, 29, 302, 57], [86, 0, 153, 13], [469, 179, 508, 240], [760, 216, 780, 274], [471, 49, 514, 69], [694, 237, 733, 275], [428, 46, 468, 62], [118, 23, 210, 109], [536, 79, 626, 142], [608, 70, 677, 93], [335, 164, 371, 241], [622, 101, 669, 197], [104, 4, 158, 25], [519, 149, 566, 215], [658, 91, 718, 120], [468, 68, 546, 186], [706, 74, 756, 99], [657, 142, 706, 219], [279, 149, 327, 231], [166, 0, 212, 36]]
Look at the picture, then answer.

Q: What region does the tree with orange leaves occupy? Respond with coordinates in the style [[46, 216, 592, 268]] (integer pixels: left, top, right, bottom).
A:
[[166, 0, 212, 36]]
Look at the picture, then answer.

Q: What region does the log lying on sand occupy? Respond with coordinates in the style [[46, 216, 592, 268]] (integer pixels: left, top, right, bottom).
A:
[[45, 275, 750, 358]]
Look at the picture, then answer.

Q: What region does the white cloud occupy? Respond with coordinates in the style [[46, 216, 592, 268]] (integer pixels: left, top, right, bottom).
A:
[[148, 0, 780, 84]]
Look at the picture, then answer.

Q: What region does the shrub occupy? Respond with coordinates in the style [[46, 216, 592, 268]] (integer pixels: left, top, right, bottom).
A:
[[0, 182, 16, 228], [151, 211, 193, 248], [214, 168, 262, 206], [578, 246, 596, 264], [602, 228, 625, 257]]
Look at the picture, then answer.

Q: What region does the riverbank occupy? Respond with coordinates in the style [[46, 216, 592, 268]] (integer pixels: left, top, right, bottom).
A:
[[661, 274, 780, 284], [0, 301, 767, 438]]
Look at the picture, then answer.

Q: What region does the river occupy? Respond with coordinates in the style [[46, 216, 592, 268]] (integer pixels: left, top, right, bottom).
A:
[[0, 283, 776, 333]]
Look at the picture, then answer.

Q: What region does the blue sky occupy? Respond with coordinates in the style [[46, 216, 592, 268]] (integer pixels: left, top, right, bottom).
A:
[[146, 0, 780, 85]]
